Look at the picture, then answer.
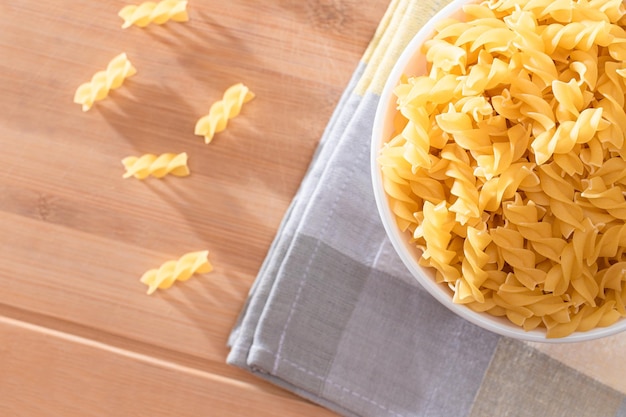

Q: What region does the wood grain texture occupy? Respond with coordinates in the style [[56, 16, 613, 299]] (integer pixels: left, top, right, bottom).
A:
[[0, 0, 389, 415]]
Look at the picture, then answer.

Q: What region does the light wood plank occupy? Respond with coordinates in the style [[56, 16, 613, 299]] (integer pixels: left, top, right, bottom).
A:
[[0, 0, 387, 356], [0, 316, 338, 417], [0, 0, 390, 415]]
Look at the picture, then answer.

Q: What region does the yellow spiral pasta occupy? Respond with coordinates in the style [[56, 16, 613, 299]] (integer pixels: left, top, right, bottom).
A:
[[379, 0, 626, 337], [122, 152, 190, 179], [457, 223, 492, 304], [140, 250, 213, 294], [73, 53, 136, 111], [415, 201, 460, 283], [194, 83, 255, 144], [119, 0, 189, 29]]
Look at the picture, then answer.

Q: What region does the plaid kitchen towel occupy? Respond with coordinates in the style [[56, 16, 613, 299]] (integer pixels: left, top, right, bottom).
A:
[[227, 0, 626, 415]]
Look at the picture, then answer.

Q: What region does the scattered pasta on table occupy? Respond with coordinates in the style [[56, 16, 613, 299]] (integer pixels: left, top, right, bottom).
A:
[[379, 0, 626, 337], [71, 5, 256, 296], [122, 152, 190, 179], [141, 250, 213, 294], [73, 53, 136, 111], [119, 0, 189, 29], [195, 83, 255, 144]]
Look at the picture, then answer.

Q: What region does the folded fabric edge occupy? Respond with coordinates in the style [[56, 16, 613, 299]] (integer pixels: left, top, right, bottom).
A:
[[246, 369, 362, 417], [227, 62, 368, 352]]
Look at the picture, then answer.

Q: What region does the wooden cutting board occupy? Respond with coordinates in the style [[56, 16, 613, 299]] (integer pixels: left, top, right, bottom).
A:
[[0, 1, 389, 415]]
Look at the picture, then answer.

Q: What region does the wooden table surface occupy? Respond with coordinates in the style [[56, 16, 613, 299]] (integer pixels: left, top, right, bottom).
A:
[[0, 1, 389, 415]]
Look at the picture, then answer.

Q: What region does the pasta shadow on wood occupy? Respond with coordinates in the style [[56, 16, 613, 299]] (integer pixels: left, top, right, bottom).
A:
[[138, 173, 271, 272], [156, 269, 248, 352], [96, 79, 199, 155], [141, 11, 257, 84]]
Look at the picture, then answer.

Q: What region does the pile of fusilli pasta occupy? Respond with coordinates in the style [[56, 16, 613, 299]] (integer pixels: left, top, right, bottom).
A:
[[379, 0, 626, 337]]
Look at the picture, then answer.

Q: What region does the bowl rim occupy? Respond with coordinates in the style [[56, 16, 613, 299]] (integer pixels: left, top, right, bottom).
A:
[[370, 0, 626, 343]]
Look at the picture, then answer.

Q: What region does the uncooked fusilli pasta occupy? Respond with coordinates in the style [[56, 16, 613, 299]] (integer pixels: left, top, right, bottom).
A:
[[140, 250, 213, 294], [122, 152, 190, 179], [379, 0, 626, 337], [194, 83, 255, 144], [119, 0, 189, 29], [74, 53, 136, 111]]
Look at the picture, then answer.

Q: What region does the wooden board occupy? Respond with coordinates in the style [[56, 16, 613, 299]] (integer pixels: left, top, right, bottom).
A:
[[0, 1, 389, 415]]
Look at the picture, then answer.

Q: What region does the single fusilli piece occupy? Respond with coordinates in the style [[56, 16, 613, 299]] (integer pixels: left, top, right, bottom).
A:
[[119, 0, 189, 29], [140, 250, 213, 294], [414, 200, 461, 284], [74, 53, 136, 111], [194, 83, 255, 144], [122, 152, 190, 179], [455, 224, 492, 304]]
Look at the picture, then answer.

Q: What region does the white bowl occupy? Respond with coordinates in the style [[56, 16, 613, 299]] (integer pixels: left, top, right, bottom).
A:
[[370, 0, 626, 343]]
